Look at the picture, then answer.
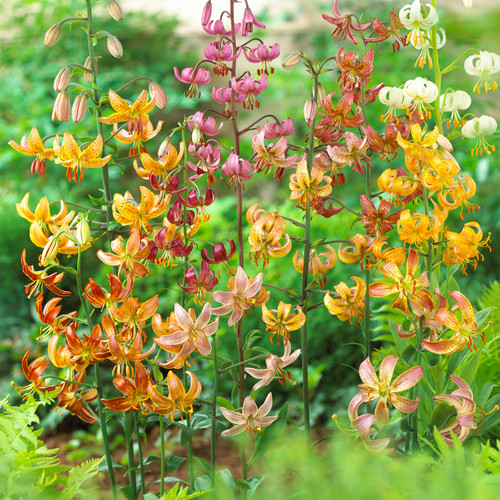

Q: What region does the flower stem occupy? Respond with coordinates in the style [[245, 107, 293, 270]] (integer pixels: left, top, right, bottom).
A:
[[134, 413, 146, 497], [124, 413, 138, 499], [159, 415, 165, 496], [211, 331, 219, 488]]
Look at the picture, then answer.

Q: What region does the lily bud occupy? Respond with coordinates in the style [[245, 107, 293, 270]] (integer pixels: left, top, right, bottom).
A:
[[149, 81, 168, 109], [44, 24, 61, 47], [83, 56, 95, 83], [317, 83, 326, 104], [53, 67, 70, 92], [192, 124, 202, 145], [52, 91, 70, 122], [72, 93, 88, 124], [108, 0, 124, 21], [282, 53, 302, 69], [303, 98, 317, 125], [40, 236, 59, 266], [158, 137, 172, 158], [76, 216, 91, 246], [107, 35, 123, 58], [201, 1, 212, 26]]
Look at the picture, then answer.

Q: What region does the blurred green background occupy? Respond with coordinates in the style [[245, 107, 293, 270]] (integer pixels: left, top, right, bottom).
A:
[[0, 0, 499, 434]]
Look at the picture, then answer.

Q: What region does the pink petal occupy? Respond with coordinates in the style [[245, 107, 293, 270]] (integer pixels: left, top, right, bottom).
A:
[[391, 366, 423, 392], [359, 357, 379, 388], [379, 355, 398, 387]]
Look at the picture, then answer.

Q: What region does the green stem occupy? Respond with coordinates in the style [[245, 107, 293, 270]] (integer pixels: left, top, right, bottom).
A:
[[219, 354, 268, 374], [211, 331, 219, 488], [159, 415, 165, 496], [134, 413, 146, 497], [430, 0, 443, 134], [124, 413, 138, 499], [183, 367, 195, 490]]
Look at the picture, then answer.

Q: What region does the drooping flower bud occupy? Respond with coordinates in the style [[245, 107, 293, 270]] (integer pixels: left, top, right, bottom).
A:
[[40, 236, 60, 266], [108, 0, 124, 21], [158, 137, 172, 158], [282, 53, 302, 69], [107, 35, 123, 58], [303, 98, 317, 125], [44, 24, 62, 47], [201, 1, 212, 26], [53, 67, 70, 92], [72, 93, 88, 124], [149, 81, 168, 109], [191, 123, 202, 145], [317, 83, 326, 104], [52, 92, 70, 122], [83, 56, 95, 83]]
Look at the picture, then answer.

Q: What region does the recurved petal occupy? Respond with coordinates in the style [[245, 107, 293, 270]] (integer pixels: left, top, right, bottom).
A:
[[379, 355, 398, 387], [374, 398, 390, 425], [391, 393, 419, 414], [359, 357, 379, 388], [108, 89, 130, 113], [220, 406, 247, 425], [391, 366, 423, 392], [421, 335, 466, 355]]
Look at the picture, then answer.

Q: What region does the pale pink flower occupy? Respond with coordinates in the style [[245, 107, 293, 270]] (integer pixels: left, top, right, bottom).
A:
[[174, 67, 211, 98], [212, 266, 263, 326], [231, 74, 268, 109], [241, 7, 266, 36], [244, 43, 280, 75], [204, 42, 241, 76], [432, 375, 477, 444], [252, 129, 297, 174], [326, 131, 370, 174], [220, 393, 277, 437], [245, 341, 301, 390], [187, 111, 223, 139], [359, 355, 423, 425], [262, 118, 295, 140], [211, 87, 245, 116], [220, 152, 254, 184], [203, 19, 240, 38]]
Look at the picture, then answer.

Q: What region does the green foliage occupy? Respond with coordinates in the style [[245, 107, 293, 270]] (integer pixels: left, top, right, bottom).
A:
[[0, 395, 103, 499]]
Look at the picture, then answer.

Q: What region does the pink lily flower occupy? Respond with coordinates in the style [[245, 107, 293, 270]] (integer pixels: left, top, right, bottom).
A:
[[220, 152, 254, 185], [245, 341, 301, 390], [204, 42, 241, 76], [433, 375, 477, 444], [201, 240, 236, 265], [203, 19, 240, 38], [231, 74, 268, 109], [188, 112, 223, 141], [241, 7, 266, 37], [244, 43, 280, 75], [327, 131, 371, 175], [187, 143, 222, 184], [261, 118, 295, 140], [173, 67, 211, 98], [178, 260, 219, 299], [211, 87, 245, 116], [359, 355, 423, 425], [252, 129, 297, 174], [220, 393, 277, 437], [212, 266, 263, 326]]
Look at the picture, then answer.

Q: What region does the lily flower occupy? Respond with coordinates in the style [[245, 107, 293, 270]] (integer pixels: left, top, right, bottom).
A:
[[212, 266, 263, 327], [322, 0, 371, 45], [338, 234, 376, 271], [378, 86, 412, 123], [35, 293, 77, 339], [324, 276, 366, 325], [412, 27, 446, 69], [112, 186, 170, 234], [367, 11, 408, 52], [440, 90, 471, 128], [109, 295, 159, 339], [220, 393, 278, 437], [9, 127, 55, 175], [377, 167, 420, 207], [396, 123, 440, 174], [99, 89, 156, 135], [261, 301, 306, 345], [403, 77, 439, 119], [178, 261, 218, 302], [432, 376, 477, 444], [53, 132, 112, 183], [136, 141, 184, 180], [359, 355, 423, 424], [12, 350, 57, 399], [204, 42, 241, 76], [174, 67, 211, 98], [221, 152, 254, 185], [84, 274, 133, 311], [464, 50, 500, 94], [289, 160, 332, 210], [56, 371, 98, 423], [327, 131, 371, 175], [64, 324, 109, 372], [231, 74, 268, 109], [369, 248, 430, 311], [360, 194, 401, 236], [399, 0, 438, 46], [462, 115, 497, 155], [252, 129, 297, 174], [244, 43, 280, 75], [245, 342, 301, 390], [187, 111, 223, 141], [164, 370, 202, 421], [293, 246, 337, 287], [113, 120, 163, 156], [201, 240, 236, 265], [336, 48, 374, 91], [396, 208, 443, 249], [321, 91, 365, 130], [241, 6, 266, 36], [261, 118, 295, 140]]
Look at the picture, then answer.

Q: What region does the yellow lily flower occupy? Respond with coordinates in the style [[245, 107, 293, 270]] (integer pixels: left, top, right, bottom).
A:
[[113, 119, 163, 156], [396, 123, 440, 174], [293, 246, 337, 287], [113, 186, 170, 234], [99, 89, 156, 135], [396, 209, 444, 249], [289, 160, 332, 210], [9, 127, 55, 175], [135, 141, 184, 180], [53, 132, 112, 183], [261, 301, 305, 345], [324, 276, 366, 325]]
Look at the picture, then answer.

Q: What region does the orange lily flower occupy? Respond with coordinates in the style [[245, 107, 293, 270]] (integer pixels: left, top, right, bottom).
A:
[[359, 355, 423, 425], [64, 325, 109, 372], [261, 301, 306, 344], [247, 205, 291, 267], [369, 248, 430, 311], [324, 276, 366, 325], [396, 123, 440, 174], [113, 119, 163, 156], [21, 250, 71, 298], [99, 89, 156, 135], [396, 209, 444, 249], [9, 127, 55, 175], [377, 167, 420, 207], [437, 174, 478, 218], [135, 142, 185, 180], [293, 246, 337, 287], [101, 361, 168, 415], [162, 370, 202, 421], [289, 160, 332, 210], [56, 371, 98, 423], [12, 350, 57, 399], [97, 228, 151, 278], [84, 274, 133, 310], [53, 132, 112, 183], [443, 222, 491, 274], [423, 291, 487, 354], [370, 237, 406, 270], [101, 315, 155, 377], [360, 194, 401, 236], [109, 295, 159, 340], [338, 234, 376, 271], [35, 293, 77, 339], [112, 186, 170, 234]]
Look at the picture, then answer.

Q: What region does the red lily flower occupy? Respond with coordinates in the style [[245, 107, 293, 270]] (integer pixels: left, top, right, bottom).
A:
[[322, 0, 372, 45], [367, 11, 408, 52], [336, 48, 374, 91], [56, 371, 98, 424], [360, 193, 401, 236], [201, 240, 236, 265], [178, 261, 218, 301], [84, 274, 133, 310], [12, 350, 57, 399]]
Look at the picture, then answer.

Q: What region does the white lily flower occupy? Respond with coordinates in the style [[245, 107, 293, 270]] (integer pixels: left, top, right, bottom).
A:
[[412, 28, 446, 69], [378, 86, 412, 122], [464, 51, 500, 94], [463, 0, 473, 7], [462, 115, 497, 155], [403, 77, 439, 118], [399, 0, 439, 46], [439, 90, 472, 127]]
